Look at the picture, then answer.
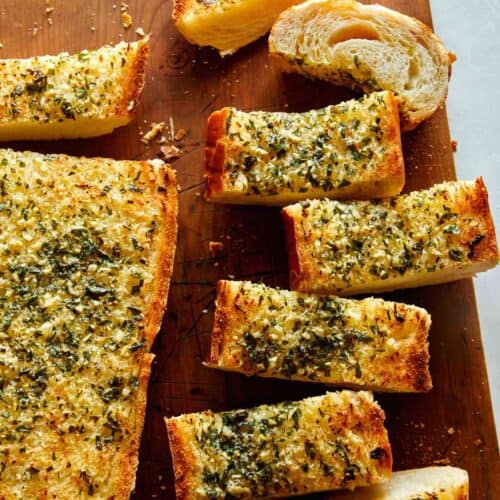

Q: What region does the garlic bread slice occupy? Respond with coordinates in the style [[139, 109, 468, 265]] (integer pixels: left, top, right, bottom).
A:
[[0, 39, 148, 141], [166, 391, 392, 499], [282, 178, 499, 295], [207, 280, 431, 392], [206, 91, 404, 205]]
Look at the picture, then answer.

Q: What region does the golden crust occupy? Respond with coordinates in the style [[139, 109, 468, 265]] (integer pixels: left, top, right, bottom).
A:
[[205, 93, 404, 205], [282, 178, 499, 296], [165, 391, 392, 498], [207, 280, 431, 392], [115, 164, 177, 498], [172, 0, 190, 22], [165, 417, 197, 500], [115, 37, 149, 120]]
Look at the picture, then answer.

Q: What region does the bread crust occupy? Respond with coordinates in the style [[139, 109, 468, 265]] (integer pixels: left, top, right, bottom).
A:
[[208, 280, 431, 392], [115, 38, 149, 120], [205, 92, 404, 205], [114, 164, 178, 498], [283, 178, 499, 296]]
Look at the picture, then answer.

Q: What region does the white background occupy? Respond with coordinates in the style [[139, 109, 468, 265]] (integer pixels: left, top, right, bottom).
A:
[[431, 1, 499, 436]]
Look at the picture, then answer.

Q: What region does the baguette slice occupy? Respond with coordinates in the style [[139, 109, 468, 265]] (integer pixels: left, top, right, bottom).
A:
[[205, 91, 404, 205], [269, 0, 455, 131], [0, 149, 177, 499], [165, 391, 392, 499], [207, 280, 432, 392], [282, 178, 499, 296], [0, 39, 148, 141], [331, 466, 469, 499], [172, 0, 302, 56]]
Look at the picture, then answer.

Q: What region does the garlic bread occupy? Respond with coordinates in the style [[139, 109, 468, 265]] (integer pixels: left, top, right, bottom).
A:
[[207, 280, 432, 392], [0, 39, 148, 141], [331, 466, 469, 499], [205, 91, 404, 205], [166, 391, 392, 499], [269, 0, 455, 131], [282, 178, 499, 295], [172, 0, 302, 56], [0, 149, 177, 499]]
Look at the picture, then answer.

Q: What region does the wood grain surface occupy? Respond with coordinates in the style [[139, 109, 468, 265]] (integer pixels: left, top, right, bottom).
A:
[[0, 1, 498, 498]]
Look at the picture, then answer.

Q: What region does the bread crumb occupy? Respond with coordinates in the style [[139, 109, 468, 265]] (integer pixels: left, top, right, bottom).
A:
[[45, 6, 54, 14], [474, 438, 483, 447], [447, 427, 455, 435], [175, 128, 186, 141], [135, 27, 145, 37], [0, 43, 3, 49], [141, 122, 165, 144], [160, 145, 182, 161], [433, 457, 451, 465], [209, 241, 224, 257], [121, 12, 132, 28], [451, 139, 458, 152]]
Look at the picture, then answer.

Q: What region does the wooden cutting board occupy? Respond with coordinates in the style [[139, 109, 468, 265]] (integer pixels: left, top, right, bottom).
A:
[[1, 1, 498, 498]]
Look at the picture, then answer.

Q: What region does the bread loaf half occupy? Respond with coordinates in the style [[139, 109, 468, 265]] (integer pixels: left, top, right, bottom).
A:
[[269, 0, 455, 130], [282, 178, 499, 295], [206, 91, 404, 205], [0, 149, 177, 499]]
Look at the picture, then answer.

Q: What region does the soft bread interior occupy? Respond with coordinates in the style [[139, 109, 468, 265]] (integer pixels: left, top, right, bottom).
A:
[[330, 466, 469, 499], [270, 0, 454, 130]]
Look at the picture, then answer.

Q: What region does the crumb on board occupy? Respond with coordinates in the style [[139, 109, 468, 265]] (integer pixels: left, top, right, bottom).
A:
[[447, 427, 455, 435], [474, 438, 483, 447], [121, 11, 132, 28], [160, 144, 182, 161], [135, 27, 146, 38], [175, 128, 186, 141], [433, 457, 451, 465], [451, 139, 458, 152], [209, 241, 224, 257], [141, 122, 166, 144], [0, 43, 3, 49]]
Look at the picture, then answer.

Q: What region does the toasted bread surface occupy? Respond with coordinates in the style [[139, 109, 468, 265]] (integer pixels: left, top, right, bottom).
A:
[[283, 178, 499, 295], [166, 391, 392, 499], [205, 91, 404, 205], [207, 280, 432, 392], [0, 39, 148, 141], [0, 149, 177, 499], [173, 0, 301, 56], [269, 0, 455, 130], [330, 466, 469, 499]]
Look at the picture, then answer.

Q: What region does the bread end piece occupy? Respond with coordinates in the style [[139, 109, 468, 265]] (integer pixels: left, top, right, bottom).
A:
[[269, 0, 455, 131], [331, 466, 469, 499], [172, 0, 302, 56]]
